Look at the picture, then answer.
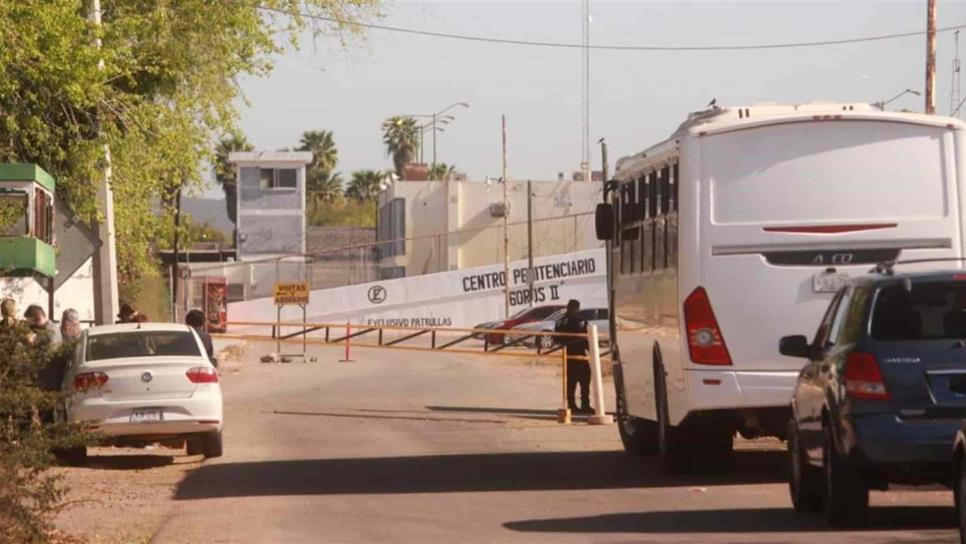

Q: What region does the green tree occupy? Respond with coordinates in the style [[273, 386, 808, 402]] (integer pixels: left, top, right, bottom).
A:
[[312, 170, 344, 204], [0, 324, 90, 542], [297, 130, 342, 203], [0, 0, 377, 304], [214, 135, 254, 224], [346, 170, 384, 202], [428, 163, 457, 181], [381, 116, 419, 179]]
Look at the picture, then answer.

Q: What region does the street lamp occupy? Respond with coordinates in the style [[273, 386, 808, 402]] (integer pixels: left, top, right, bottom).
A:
[[873, 89, 921, 111], [419, 124, 445, 165]]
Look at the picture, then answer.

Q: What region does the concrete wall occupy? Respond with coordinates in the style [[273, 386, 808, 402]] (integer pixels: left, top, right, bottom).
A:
[[378, 180, 603, 277], [230, 152, 310, 260], [0, 256, 95, 323]]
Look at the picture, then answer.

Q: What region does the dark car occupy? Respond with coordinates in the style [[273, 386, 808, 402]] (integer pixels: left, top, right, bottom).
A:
[[781, 270, 966, 526], [474, 305, 565, 345]]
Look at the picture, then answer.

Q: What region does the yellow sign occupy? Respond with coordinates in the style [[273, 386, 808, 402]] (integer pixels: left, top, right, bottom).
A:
[[274, 281, 310, 305]]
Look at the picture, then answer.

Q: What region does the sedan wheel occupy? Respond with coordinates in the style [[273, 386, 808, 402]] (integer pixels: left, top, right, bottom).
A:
[[202, 430, 223, 459]]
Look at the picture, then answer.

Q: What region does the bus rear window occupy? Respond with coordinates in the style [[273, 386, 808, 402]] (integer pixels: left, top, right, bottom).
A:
[[708, 121, 948, 225], [871, 281, 966, 341]]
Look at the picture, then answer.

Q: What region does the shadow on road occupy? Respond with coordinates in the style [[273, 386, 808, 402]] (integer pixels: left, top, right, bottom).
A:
[[503, 506, 956, 535], [425, 405, 561, 421], [82, 454, 176, 470], [173, 449, 786, 500]]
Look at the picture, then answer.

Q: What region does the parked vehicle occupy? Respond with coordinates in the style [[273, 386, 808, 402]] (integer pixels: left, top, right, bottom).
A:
[[56, 323, 224, 465], [474, 305, 565, 345], [510, 308, 609, 349], [783, 270, 966, 526], [596, 103, 966, 474]]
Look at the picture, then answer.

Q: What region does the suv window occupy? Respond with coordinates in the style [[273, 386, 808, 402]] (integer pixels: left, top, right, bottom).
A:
[[813, 289, 845, 348], [871, 280, 966, 340]]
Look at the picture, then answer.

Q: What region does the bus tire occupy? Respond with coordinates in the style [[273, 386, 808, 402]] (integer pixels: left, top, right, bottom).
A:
[[655, 352, 691, 474], [615, 366, 658, 455]]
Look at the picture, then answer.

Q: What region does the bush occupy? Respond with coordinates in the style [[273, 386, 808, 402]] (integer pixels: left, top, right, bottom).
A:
[[307, 198, 376, 227], [0, 324, 89, 543]]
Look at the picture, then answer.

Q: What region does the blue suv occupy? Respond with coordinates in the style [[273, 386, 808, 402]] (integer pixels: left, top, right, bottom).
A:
[[781, 269, 966, 526]]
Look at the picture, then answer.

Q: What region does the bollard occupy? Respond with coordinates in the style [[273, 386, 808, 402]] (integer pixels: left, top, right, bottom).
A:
[[587, 324, 614, 425], [339, 319, 353, 362], [557, 346, 571, 424]]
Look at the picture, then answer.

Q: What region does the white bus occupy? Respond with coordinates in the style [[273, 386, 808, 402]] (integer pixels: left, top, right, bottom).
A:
[[596, 103, 966, 473]]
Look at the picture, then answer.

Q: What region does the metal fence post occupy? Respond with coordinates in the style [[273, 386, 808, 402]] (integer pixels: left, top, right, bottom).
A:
[[558, 346, 571, 424]]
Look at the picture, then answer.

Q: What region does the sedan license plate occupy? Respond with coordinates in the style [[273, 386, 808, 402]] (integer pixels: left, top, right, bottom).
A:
[[129, 408, 162, 423], [812, 272, 850, 293]]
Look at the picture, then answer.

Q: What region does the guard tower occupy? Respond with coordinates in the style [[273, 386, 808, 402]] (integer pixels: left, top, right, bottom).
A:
[[0, 163, 56, 279]]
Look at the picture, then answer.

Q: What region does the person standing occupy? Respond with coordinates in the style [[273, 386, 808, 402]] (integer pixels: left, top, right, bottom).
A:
[[0, 298, 17, 328], [59, 309, 82, 343], [555, 299, 592, 414], [185, 309, 215, 365], [24, 305, 61, 345]]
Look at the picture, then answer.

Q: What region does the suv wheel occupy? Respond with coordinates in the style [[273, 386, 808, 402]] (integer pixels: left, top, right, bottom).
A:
[[823, 425, 868, 526], [788, 420, 822, 513]]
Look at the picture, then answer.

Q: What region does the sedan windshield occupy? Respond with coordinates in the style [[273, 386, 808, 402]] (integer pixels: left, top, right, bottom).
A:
[[86, 331, 201, 361]]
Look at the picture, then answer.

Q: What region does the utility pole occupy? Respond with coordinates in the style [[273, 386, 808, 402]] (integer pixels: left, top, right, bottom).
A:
[[88, 0, 120, 325], [926, 0, 937, 115], [580, 0, 591, 183], [501, 115, 511, 319], [172, 186, 182, 322], [432, 112, 438, 173], [526, 180, 534, 308]]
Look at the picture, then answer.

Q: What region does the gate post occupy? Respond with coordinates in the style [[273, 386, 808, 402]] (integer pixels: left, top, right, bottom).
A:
[[587, 324, 613, 425], [557, 346, 571, 424]]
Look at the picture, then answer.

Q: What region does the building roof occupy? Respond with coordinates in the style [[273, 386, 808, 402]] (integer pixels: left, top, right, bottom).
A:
[[0, 163, 56, 193], [228, 151, 313, 165]]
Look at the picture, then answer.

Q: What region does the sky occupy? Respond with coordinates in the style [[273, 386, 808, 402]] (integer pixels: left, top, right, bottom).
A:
[[213, 0, 966, 196]]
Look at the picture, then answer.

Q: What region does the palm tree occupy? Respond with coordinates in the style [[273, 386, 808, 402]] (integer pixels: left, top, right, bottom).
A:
[[297, 130, 339, 204], [311, 170, 344, 206], [428, 163, 457, 181], [381, 116, 419, 179], [213, 135, 253, 224], [346, 170, 385, 201]]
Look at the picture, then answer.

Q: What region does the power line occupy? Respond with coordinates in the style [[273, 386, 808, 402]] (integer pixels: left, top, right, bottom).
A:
[[253, 3, 966, 52]]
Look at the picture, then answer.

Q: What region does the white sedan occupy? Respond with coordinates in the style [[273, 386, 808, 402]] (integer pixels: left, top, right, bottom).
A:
[[58, 323, 223, 464], [509, 308, 610, 349]]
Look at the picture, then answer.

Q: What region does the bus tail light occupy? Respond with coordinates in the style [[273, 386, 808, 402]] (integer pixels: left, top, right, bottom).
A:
[[683, 287, 733, 366], [844, 352, 889, 400]]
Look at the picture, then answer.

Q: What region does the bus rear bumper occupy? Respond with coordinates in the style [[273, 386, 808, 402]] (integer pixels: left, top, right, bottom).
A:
[[685, 369, 798, 412]]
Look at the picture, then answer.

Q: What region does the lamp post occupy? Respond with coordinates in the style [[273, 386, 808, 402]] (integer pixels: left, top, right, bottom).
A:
[[873, 89, 921, 111], [431, 102, 469, 172]]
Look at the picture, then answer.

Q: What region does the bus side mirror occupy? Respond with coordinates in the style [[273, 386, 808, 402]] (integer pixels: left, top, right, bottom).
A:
[[595, 203, 614, 240]]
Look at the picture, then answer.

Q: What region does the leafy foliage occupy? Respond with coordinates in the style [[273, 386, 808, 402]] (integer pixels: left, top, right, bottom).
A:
[[307, 198, 375, 227], [345, 170, 385, 202], [0, 325, 89, 543], [381, 116, 418, 179], [214, 135, 254, 224], [0, 0, 377, 307], [428, 163, 457, 181], [297, 130, 342, 203]]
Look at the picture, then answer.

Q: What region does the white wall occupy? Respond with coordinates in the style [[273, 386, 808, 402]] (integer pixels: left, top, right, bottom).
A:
[[0, 257, 95, 322], [228, 248, 605, 330], [380, 180, 603, 277]]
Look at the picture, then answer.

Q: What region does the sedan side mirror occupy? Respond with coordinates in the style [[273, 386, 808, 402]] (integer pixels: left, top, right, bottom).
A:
[[779, 335, 813, 359], [595, 203, 614, 241]]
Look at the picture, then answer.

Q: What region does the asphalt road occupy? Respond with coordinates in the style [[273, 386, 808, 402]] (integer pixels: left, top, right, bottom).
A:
[[146, 342, 958, 544]]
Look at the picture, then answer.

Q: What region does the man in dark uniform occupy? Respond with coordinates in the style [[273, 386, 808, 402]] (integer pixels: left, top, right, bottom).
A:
[[555, 299, 592, 414]]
